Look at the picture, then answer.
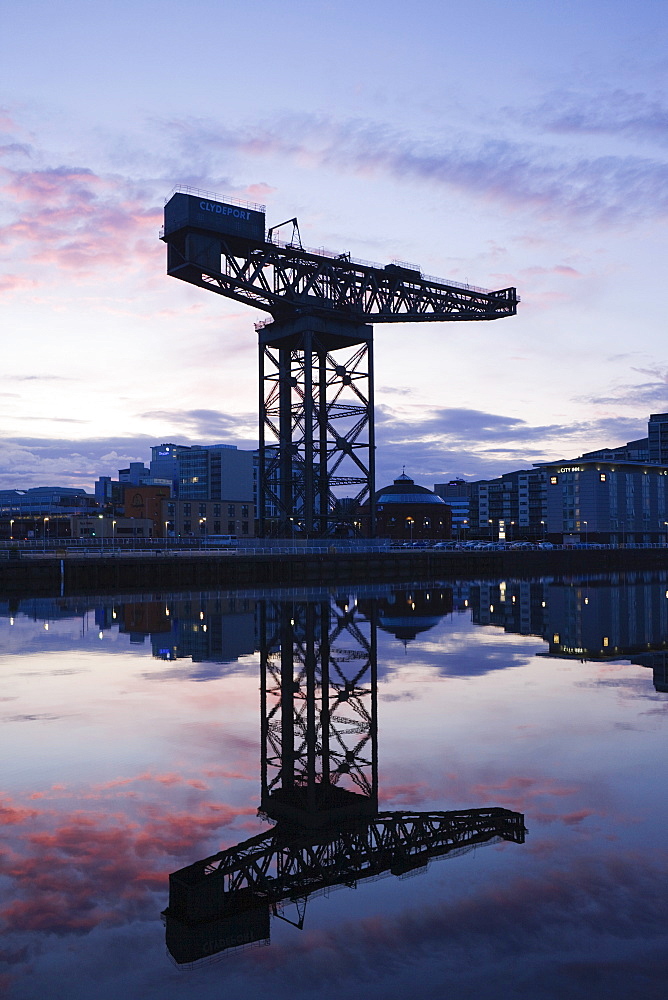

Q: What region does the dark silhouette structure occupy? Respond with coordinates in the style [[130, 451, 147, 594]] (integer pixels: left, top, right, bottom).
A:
[[161, 188, 518, 536], [162, 592, 526, 964]]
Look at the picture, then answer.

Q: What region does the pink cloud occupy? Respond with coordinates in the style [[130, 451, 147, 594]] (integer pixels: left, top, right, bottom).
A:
[[0, 273, 37, 296], [0, 162, 163, 281], [0, 796, 39, 825], [378, 781, 429, 807], [95, 770, 209, 792], [0, 782, 262, 936]]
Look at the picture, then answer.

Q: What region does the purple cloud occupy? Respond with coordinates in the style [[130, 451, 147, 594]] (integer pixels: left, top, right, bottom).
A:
[[165, 111, 668, 225]]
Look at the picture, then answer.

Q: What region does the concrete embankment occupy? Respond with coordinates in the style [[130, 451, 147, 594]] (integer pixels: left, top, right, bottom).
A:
[[2, 547, 668, 598]]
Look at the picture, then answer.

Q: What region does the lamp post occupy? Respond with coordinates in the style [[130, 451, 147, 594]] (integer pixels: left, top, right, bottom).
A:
[[488, 518, 494, 540], [583, 520, 588, 546], [407, 516, 414, 543], [540, 520, 545, 542], [43, 517, 49, 550], [112, 520, 116, 552], [509, 520, 515, 542], [9, 518, 13, 540]]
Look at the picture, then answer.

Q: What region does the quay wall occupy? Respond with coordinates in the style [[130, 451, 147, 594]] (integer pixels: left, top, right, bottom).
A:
[[2, 547, 668, 598]]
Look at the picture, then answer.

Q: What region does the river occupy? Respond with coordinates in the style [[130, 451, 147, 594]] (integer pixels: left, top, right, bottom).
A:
[[1, 573, 666, 998]]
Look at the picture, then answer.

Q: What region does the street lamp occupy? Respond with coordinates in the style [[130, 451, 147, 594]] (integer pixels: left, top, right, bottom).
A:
[[583, 520, 588, 546], [9, 519, 13, 540], [488, 518, 494, 540], [540, 519, 545, 541], [43, 517, 49, 549], [407, 516, 414, 542]]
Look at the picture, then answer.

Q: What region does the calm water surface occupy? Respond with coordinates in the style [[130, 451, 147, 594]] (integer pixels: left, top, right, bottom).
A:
[[1, 575, 667, 999]]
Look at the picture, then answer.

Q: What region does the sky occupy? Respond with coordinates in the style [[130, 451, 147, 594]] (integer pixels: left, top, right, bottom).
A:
[[1, 0, 667, 491]]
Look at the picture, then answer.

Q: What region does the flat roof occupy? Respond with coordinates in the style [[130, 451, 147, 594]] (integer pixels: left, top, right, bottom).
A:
[[535, 458, 668, 472]]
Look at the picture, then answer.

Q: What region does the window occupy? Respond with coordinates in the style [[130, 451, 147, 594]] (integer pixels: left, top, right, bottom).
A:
[[199, 503, 207, 515], [183, 503, 191, 516], [228, 504, 235, 517], [183, 520, 191, 533], [227, 520, 235, 534], [242, 521, 249, 534], [213, 521, 221, 533], [600, 473, 607, 482], [550, 476, 558, 485], [213, 504, 221, 516], [241, 505, 249, 518]]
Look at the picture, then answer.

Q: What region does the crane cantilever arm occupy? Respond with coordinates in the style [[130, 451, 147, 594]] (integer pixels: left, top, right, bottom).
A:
[[163, 227, 518, 323], [165, 807, 526, 922]]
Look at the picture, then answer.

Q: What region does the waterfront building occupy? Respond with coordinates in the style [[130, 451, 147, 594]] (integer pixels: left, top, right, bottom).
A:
[[0, 514, 153, 540], [468, 469, 546, 541], [0, 487, 99, 517], [149, 443, 182, 493], [580, 438, 649, 463], [537, 456, 668, 544], [164, 498, 254, 538], [123, 485, 172, 537], [433, 479, 470, 537], [648, 412, 668, 464], [373, 473, 451, 540], [175, 444, 251, 502]]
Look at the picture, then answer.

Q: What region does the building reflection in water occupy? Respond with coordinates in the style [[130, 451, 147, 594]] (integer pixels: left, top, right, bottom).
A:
[[3, 575, 668, 693], [162, 592, 526, 966], [467, 574, 668, 692]]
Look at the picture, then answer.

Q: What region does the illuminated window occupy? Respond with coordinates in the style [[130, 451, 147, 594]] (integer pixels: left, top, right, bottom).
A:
[[600, 473, 607, 482], [550, 476, 558, 485]]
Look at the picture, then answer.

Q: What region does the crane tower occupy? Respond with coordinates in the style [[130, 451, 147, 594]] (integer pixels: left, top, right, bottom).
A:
[[161, 188, 518, 537]]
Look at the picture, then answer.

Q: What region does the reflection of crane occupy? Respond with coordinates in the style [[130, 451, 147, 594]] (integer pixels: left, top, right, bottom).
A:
[[260, 597, 377, 827], [161, 188, 518, 536], [164, 807, 526, 964], [163, 591, 526, 965]]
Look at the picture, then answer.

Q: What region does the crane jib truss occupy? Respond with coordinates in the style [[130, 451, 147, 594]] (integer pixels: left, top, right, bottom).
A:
[[162, 190, 518, 536]]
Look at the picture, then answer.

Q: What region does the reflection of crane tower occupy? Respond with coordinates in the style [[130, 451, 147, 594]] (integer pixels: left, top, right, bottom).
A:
[[161, 189, 518, 536], [260, 597, 377, 826], [163, 592, 526, 965]]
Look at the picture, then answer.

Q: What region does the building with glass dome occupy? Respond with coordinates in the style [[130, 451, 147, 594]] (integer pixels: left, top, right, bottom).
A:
[[373, 472, 451, 540]]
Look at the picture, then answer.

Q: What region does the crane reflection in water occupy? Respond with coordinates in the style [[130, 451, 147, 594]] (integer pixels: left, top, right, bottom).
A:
[[162, 588, 526, 965]]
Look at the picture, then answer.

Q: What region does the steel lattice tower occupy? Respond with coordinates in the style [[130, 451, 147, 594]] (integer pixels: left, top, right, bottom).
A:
[[161, 188, 518, 536]]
